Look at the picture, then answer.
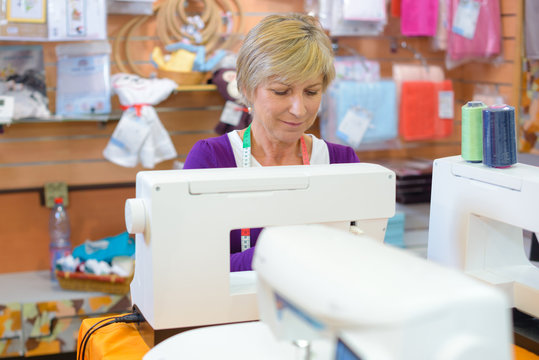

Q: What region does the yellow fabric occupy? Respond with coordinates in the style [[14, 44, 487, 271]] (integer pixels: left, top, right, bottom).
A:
[[78, 315, 538, 360], [164, 49, 196, 72], [77, 315, 150, 360]]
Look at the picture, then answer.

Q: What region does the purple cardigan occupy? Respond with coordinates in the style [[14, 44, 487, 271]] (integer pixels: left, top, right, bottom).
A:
[[183, 134, 360, 271]]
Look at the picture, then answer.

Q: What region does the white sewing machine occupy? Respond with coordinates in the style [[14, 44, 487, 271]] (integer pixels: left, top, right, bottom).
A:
[[428, 155, 539, 320], [144, 224, 512, 360], [125, 163, 395, 342]]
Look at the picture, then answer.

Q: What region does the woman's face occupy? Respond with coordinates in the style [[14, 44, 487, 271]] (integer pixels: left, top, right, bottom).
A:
[[249, 75, 324, 145]]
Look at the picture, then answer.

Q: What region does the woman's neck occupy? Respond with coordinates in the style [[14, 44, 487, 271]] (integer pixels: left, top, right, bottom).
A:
[[242, 122, 307, 166]]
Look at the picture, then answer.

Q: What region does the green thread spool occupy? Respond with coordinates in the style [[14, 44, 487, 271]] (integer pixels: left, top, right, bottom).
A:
[[461, 101, 487, 162]]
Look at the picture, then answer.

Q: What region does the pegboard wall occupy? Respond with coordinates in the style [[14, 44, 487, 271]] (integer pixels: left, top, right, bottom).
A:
[[0, 0, 523, 273]]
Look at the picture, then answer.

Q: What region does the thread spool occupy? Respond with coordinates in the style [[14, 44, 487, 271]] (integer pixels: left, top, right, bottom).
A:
[[461, 101, 486, 162], [482, 104, 517, 168]]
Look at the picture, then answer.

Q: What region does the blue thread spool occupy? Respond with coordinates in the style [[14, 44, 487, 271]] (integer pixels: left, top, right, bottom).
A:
[[482, 104, 517, 168]]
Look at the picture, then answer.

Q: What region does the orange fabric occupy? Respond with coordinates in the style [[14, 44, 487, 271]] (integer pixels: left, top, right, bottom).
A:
[[399, 80, 453, 141], [77, 315, 150, 360], [25, 340, 61, 357], [77, 316, 538, 360], [514, 345, 539, 359]]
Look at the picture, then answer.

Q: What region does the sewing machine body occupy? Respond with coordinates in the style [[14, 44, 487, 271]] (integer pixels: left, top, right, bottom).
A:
[[125, 163, 395, 332], [144, 225, 512, 360], [428, 155, 539, 319]]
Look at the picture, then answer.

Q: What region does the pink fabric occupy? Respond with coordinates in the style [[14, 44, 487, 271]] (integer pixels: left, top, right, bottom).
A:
[[447, 0, 501, 61], [400, 0, 439, 36], [433, 0, 450, 50]]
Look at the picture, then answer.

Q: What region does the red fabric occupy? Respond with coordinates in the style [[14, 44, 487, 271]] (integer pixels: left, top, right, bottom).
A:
[[120, 104, 151, 117], [391, 0, 401, 17], [399, 80, 453, 141]]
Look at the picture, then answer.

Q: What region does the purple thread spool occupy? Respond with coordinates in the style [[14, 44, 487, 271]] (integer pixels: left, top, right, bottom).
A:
[[482, 104, 517, 168]]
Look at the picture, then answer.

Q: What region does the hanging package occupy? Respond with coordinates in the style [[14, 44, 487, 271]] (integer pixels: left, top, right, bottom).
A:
[[55, 41, 111, 117], [446, 0, 502, 69], [321, 80, 397, 149], [318, 0, 387, 36], [0, 45, 50, 121]]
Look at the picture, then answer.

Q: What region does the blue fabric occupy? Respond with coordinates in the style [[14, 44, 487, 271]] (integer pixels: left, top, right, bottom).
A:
[[335, 80, 397, 143], [72, 232, 135, 263]]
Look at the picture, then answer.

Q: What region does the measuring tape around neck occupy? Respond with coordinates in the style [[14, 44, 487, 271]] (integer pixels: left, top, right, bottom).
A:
[[240, 124, 310, 251]]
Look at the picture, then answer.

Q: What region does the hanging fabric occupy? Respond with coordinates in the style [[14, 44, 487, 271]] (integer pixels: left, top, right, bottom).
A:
[[400, 0, 439, 36], [392, 63, 445, 108], [321, 80, 397, 148], [399, 80, 454, 141], [318, 0, 387, 36], [432, 0, 450, 51], [446, 0, 501, 69]]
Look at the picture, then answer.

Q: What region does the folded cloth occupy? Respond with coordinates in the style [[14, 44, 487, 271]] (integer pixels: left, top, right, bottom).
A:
[[392, 64, 445, 108], [399, 80, 453, 141], [400, 0, 438, 36], [72, 232, 135, 263]]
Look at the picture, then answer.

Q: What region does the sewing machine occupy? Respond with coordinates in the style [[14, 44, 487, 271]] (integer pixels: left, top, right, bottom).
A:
[[428, 155, 539, 353], [124, 163, 395, 344], [428, 155, 539, 317], [143, 224, 513, 360]]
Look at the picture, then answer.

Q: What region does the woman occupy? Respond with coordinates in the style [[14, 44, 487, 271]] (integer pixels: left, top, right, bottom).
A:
[[183, 13, 359, 271]]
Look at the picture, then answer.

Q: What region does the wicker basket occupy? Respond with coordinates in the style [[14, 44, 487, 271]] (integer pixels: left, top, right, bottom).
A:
[[56, 270, 133, 295], [157, 68, 210, 86]]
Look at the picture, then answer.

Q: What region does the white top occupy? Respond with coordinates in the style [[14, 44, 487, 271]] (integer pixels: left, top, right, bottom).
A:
[[227, 130, 330, 167]]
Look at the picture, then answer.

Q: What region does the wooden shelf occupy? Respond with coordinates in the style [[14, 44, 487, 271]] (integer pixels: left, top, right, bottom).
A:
[[175, 84, 217, 92]]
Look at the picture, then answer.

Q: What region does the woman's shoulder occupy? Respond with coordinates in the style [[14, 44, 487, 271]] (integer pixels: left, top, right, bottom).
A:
[[183, 134, 236, 169], [199, 134, 231, 147], [323, 140, 360, 164]]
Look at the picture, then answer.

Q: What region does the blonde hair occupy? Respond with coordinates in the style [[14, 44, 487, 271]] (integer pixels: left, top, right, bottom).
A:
[[236, 13, 335, 106]]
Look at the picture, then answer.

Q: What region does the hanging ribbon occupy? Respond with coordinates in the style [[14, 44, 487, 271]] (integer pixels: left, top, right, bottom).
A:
[[120, 104, 151, 117]]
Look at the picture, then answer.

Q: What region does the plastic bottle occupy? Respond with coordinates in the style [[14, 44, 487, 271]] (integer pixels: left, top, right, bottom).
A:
[[49, 197, 72, 280]]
